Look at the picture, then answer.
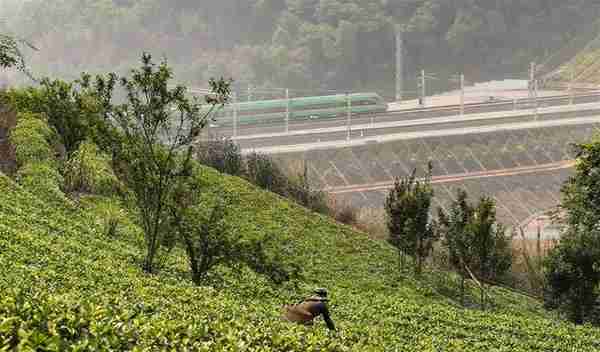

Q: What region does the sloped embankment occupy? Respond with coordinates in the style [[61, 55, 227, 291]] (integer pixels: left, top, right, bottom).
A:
[[1, 115, 600, 350]]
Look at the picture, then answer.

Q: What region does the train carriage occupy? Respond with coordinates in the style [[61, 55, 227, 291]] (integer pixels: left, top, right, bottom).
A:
[[206, 92, 387, 127]]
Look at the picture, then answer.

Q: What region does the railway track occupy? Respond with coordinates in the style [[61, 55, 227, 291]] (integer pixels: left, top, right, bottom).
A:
[[326, 160, 575, 194], [214, 92, 600, 138]]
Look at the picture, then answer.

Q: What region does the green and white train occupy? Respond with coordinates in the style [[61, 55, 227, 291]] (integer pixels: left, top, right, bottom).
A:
[[207, 92, 387, 127]]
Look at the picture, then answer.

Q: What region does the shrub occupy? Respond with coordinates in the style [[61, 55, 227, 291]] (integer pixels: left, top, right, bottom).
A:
[[285, 165, 330, 215], [3, 77, 115, 155], [15, 161, 65, 202], [195, 138, 244, 176], [245, 152, 288, 194], [63, 141, 122, 196], [329, 200, 357, 226], [96, 199, 125, 238], [9, 112, 66, 203], [334, 204, 357, 225], [9, 112, 57, 167], [197, 139, 330, 216]]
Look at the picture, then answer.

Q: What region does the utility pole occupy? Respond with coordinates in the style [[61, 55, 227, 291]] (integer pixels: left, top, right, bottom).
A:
[[395, 25, 403, 102], [534, 74, 539, 121], [460, 73, 465, 116], [248, 85, 252, 102], [232, 91, 238, 137], [420, 69, 426, 107], [529, 62, 535, 101], [285, 88, 290, 134], [529, 62, 539, 121], [450, 73, 465, 116], [346, 92, 351, 141]]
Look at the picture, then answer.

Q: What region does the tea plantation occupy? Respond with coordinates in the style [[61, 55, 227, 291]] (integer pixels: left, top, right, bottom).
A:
[[1, 122, 600, 350]]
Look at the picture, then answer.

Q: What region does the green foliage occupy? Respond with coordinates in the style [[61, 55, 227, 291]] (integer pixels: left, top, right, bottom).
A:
[[285, 163, 330, 215], [2, 159, 600, 350], [245, 152, 289, 194], [196, 139, 329, 216], [244, 151, 329, 215], [195, 137, 244, 176], [170, 173, 300, 286], [545, 227, 600, 324], [89, 53, 230, 273], [9, 111, 66, 203], [9, 112, 56, 167], [63, 140, 122, 196], [79, 195, 142, 243], [545, 136, 600, 324], [438, 189, 512, 305], [385, 163, 436, 275], [16, 161, 65, 204], [3, 78, 110, 155]]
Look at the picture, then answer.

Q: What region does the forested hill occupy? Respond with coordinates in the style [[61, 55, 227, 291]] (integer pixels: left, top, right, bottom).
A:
[[3, 0, 600, 93]]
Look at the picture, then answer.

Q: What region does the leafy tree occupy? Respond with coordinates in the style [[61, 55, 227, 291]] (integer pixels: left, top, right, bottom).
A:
[[169, 174, 300, 285], [385, 163, 436, 275], [437, 189, 473, 303], [545, 137, 600, 324], [438, 189, 512, 306], [92, 53, 230, 273]]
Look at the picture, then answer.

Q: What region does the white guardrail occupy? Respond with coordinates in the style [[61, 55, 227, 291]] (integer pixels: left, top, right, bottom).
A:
[[242, 115, 600, 155]]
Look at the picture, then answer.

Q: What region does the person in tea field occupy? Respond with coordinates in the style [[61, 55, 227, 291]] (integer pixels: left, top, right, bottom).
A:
[[282, 288, 336, 331]]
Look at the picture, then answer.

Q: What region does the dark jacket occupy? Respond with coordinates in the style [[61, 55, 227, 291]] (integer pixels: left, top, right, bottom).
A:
[[283, 296, 335, 330]]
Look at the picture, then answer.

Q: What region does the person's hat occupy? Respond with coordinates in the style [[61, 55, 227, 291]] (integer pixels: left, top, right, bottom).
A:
[[314, 288, 328, 297]]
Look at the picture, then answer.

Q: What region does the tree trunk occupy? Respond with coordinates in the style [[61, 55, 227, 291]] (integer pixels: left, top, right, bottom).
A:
[[143, 244, 155, 273], [460, 275, 465, 306], [415, 237, 422, 276], [481, 283, 485, 310]]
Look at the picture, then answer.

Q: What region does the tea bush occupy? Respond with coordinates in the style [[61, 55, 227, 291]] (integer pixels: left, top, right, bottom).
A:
[[9, 111, 67, 204], [63, 141, 122, 196], [9, 112, 57, 167], [1, 165, 600, 350]]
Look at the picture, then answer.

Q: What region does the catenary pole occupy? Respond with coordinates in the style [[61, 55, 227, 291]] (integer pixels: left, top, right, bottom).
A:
[[232, 91, 238, 137], [421, 69, 426, 107], [285, 88, 290, 134], [460, 73, 465, 116], [395, 25, 403, 102], [346, 92, 351, 141]]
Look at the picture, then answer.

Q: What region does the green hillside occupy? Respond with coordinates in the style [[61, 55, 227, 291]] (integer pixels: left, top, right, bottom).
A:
[[2, 149, 600, 351]]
